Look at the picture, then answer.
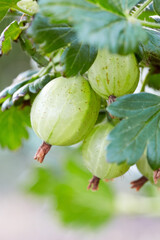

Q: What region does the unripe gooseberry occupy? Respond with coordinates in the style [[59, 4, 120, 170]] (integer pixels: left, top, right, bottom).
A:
[[137, 155, 160, 187], [88, 49, 139, 99], [82, 122, 130, 179], [31, 76, 100, 146]]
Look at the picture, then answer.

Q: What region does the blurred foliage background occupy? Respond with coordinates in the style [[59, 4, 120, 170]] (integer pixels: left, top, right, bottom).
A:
[[1, 11, 160, 240]]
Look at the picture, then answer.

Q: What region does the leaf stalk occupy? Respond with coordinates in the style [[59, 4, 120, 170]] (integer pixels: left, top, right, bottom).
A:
[[140, 20, 160, 29], [132, 0, 153, 18]]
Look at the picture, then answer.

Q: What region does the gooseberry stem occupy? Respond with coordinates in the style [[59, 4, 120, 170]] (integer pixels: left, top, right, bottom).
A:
[[88, 176, 100, 191], [34, 141, 52, 163], [108, 95, 116, 119], [153, 169, 160, 184], [130, 176, 148, 191]]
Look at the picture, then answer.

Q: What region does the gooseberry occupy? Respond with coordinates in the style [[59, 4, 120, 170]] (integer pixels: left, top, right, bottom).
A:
[[82, 122, 130, 180], [137, 155, 160, 187], [88, 49, 139, 99], [31, 76, 100, 146]]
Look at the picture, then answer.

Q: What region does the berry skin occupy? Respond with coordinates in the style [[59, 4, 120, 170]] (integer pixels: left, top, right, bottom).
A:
[[31, 76, 100, 146], [137, 155, 160, 187], [82, 122, 130, 180], [88, 49, 139, 99]]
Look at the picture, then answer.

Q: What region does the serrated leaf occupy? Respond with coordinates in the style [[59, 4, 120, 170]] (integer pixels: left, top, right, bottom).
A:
[[138, 28, 160, 67], [0, 0, 20, 22], [12, 74, 52, 102], [28, 14, 98, 75], [61, 41, 97, 77], [0, 106, 30, 150], [151, 16, 160, 22], [1, 98, 14, 111], [19, 33, 49, 67], [0, 70, 38, 101], [27, 154, 115, 227], [27, 14, 77, 54], [153, 0, 160, 15], [107, 93, 160, 169], [38, 0, 147, 54], [0, 21, 22, 55]]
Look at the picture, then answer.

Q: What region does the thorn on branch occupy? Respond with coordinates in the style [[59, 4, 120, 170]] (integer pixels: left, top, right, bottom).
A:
[[87, 176, 100, 191], [130, 176, 148, 191], [153, 169, 160, 184], [34, 141, 52, 163]]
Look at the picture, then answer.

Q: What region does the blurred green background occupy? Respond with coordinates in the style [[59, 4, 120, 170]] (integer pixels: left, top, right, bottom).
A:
[[1, 14, 160, 240]]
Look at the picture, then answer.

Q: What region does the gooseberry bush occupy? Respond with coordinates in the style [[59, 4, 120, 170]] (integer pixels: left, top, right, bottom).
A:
[[1, 0, 160, 191]]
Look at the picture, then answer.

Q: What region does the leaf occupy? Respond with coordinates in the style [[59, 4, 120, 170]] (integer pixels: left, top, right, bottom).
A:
[[153, 0, 160, 15], [147, 127, 160, 170], [0, 0, 20, 22], [107, 93, 160, 170], [19, 33, 49, 67], [27, 14, 77, 54], [87, 0, 140, 15], [0, 106, 30, 150], [27, 153, 115, 227], [146, 71, 160, 90], [0, 69, 53, 111], [138, 28, 160, 67], [28, 14, 98, 75], [0, 70, 38, 101], [38, 0, 148, 54], [12, 74, 52, 103], [0, 21, 22, 55], [61, 41, 97, 77]]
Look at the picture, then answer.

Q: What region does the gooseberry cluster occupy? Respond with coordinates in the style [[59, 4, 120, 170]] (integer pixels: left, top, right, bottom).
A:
[[31, 49, 158, 191]]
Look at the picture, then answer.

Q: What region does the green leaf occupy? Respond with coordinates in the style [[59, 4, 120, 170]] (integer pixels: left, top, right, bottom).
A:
[[0, 21, 22, 55], [107, 93, 160, 169], [0, 106, 30, 150], [28, 14, 98, 75], [19, 33, 49, 67], [38, 0, 147, 54], [12, 74, 52, 102], [0, 69, 53, 110], [27, 14, 76, 54], [0, 0, 20, 22], [153, 0, 160, 15], [27, 154, 115, 227], [0, 70, 38, 101], [146, 71, 160, 90], [138, 28, 160, 67], [147, 128, 160, 170], [61, 41, 97, 77], [87, 0, 140, 15]]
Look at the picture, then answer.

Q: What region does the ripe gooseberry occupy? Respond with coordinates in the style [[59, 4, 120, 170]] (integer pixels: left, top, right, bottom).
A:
[[136, 155, 160, 187], [82, 122, 130, 181], [31, 76, 100, 146], [88, 49, 139, 99]]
